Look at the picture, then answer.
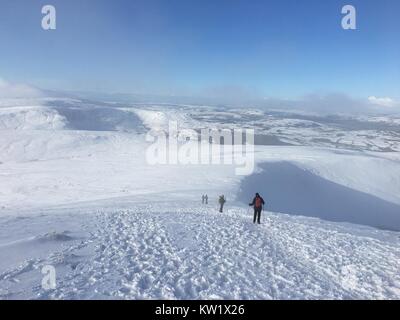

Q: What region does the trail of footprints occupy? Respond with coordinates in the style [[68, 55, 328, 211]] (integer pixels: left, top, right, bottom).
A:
[[3, 204, 398, 299]]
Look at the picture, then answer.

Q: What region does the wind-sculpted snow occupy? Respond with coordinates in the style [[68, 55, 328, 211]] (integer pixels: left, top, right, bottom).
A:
[[253, 147, 400, 206], [34, 231, 75, 243], [0, 106, 67, 130], [0, 101, 146, 133], [238, 162, 400, 231], [0, 202, 399, 299], [131, 108, 200, 132]]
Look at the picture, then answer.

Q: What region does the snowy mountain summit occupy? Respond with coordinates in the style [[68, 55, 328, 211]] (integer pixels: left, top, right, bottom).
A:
[[0, 98, 400, 299]]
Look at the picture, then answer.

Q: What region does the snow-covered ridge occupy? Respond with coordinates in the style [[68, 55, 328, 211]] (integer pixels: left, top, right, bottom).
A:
[[0, 106, 67, 130], [239, 160, 400, 231], [129, 107, 200, 132], [253, 147, 400, 206]]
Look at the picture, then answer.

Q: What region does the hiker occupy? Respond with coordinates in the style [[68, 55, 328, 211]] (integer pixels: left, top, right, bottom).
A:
[[219, 195, 226, 213], [205, 194, 208, 204], [202, 195, 205, 204], [249, 193, 265, 224]]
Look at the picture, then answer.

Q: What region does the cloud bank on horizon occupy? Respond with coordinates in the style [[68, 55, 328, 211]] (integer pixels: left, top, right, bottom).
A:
[[0, 78, 43, 99], [0, 77, 398, 115], [261, 93, 400, 114], [368, 96, 399, 108]]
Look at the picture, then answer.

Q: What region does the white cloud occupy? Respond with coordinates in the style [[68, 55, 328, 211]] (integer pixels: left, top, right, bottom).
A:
[[368, 96, 397, 108], [258, 93, 400, 115], [0, 78, 43, 99], [260, 93, 371, 114]]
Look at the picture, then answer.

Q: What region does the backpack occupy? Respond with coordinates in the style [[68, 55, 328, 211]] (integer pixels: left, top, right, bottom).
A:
[[255, 197, 262, 208]]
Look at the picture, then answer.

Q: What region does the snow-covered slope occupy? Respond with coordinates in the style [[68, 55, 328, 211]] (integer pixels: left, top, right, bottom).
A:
[[251, 146, 400, 205], [130, 107, 200, 132], [0, 106, 67, 130], [1, 99, 400, 300], [0, 200, 399, 299], [238, 161, 400, 231]]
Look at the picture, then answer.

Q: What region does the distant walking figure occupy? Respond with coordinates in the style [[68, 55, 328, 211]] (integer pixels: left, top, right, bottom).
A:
[[249, 193, 265, 224], [218, 195, 226, 213], [202, 195, 205, 204], [205, 194, 208, 204]]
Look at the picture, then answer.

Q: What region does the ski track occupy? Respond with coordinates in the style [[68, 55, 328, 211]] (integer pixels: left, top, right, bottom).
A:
[[1, 203, 400, 300]]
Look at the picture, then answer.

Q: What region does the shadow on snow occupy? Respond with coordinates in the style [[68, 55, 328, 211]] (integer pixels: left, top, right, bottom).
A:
[[237, 162, 400, 231]]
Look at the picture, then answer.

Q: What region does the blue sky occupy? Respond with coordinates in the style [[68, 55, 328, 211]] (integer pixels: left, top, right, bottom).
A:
[[0, 0, 399, 100]]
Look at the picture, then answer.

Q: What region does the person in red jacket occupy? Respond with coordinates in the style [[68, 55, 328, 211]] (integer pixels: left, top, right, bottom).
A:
[[249, 193, 265, 224]]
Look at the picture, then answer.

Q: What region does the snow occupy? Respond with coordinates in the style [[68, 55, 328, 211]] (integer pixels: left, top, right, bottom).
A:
[[1, 201, 399, 299], [0, 106, 67, 130], [253, 147, 400, 205], [238, 161, 400, 231], [0, 131, 240, 210], [0, 99, 400, 299], [131, 108, 199, 132]]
